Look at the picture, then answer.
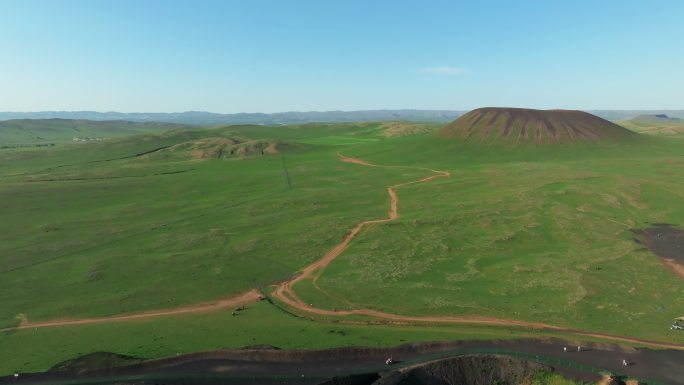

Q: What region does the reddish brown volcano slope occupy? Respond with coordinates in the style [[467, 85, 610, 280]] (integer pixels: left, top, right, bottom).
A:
[[441, 107, 635, 144]]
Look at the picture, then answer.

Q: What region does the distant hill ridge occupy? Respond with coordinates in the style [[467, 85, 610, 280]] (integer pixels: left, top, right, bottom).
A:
[[0, 110, 463, 125], [632, 114, 681, 121], [617, 113, 684, 136], [441, 107, 636, 145], [2, 109, 684, 125]]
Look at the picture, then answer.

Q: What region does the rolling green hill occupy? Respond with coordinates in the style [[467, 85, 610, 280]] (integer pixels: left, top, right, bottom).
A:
[[0, 121, 405, 327], [617, 114, 684, 137]]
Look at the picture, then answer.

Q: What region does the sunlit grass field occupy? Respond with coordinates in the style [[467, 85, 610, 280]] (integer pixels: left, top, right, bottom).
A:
[[1, 299, 547, 375], [2, 119, 684, 375], [0, 123, 428, 328], [299, 135, 684, 342]]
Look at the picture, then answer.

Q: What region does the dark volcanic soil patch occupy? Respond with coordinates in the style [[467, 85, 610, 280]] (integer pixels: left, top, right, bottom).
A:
[[48, 352, 142, 373], [632, 224, 684, 263], [632, 223, 684, 278]]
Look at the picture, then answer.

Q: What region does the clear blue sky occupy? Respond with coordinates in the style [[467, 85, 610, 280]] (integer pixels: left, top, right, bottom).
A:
[[1, 0, 683, 113]]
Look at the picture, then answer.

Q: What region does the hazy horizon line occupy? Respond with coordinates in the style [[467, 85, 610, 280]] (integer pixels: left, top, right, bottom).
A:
[[2, 107, 684, 115]]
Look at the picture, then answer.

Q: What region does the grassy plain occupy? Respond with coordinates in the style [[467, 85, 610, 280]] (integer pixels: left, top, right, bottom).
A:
[[2, 120, 684, 375], [0, 123, 429, 329], [295, 135, 684, 342], [617, 118, 684, 137]]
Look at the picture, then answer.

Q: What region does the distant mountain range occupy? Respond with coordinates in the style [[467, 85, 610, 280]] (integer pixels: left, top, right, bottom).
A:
[[1, 110, 683, 125], [0, 110, 463, 125]]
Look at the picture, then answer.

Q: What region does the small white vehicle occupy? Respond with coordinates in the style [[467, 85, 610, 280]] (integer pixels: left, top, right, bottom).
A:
[[385, 357, 394, 365]]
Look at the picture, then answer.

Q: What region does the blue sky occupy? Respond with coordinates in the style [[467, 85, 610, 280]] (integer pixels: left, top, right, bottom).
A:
[[1, 0, 683, 112]]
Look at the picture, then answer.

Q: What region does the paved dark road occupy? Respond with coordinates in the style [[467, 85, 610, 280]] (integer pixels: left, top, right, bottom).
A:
[[1, 338, 682, 385]]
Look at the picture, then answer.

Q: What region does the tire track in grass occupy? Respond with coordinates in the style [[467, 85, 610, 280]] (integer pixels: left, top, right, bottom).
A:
[[2, 290, 260, 332]]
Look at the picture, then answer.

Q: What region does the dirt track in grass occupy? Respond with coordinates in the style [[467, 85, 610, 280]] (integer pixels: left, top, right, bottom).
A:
[[3, 290, 260, 331]]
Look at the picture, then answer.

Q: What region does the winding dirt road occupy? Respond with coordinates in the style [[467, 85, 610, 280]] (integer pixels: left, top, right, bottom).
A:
[[6, 153, 684, 352], [273, 153, 684, 350], [274, 153, 449, 295]]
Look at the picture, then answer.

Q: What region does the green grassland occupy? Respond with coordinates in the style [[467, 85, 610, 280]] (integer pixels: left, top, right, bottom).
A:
[[617, 118, 684, 137], [1, 299, 584, 375], [299, 135, 684, 343], [0, 123, 432, 328], [0, 119, 200, 147], [534, 371, 585, 385], [1, 120, 684, 375]]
